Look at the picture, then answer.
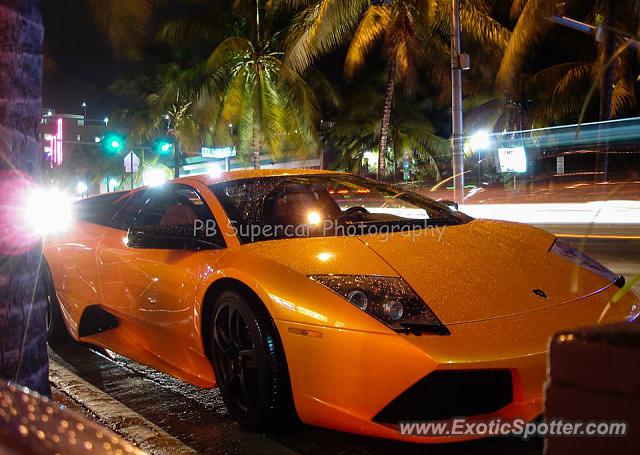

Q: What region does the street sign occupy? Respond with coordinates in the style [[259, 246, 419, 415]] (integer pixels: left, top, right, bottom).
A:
[[124, 152, 140, 173], [556, 156, 565, 174], [497, 146, 527, 173], [201, 146, 237, 159]]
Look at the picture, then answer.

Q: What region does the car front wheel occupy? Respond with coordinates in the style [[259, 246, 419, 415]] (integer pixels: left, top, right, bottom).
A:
[[210, 290, 295, 429], [40, 261, 68, 343]]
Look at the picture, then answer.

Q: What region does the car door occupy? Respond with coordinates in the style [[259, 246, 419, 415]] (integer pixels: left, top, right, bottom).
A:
[[98, 184, 226, 352], [44, 192, 128, 335]]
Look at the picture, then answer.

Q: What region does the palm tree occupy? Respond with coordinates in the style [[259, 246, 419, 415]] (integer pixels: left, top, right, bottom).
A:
[[480, 0, 638, 134], [280, 0, 508, 180], [182, 1, 327, 169], [111, 1, 327, 169], [324, 76, 448, 182], [0, 1, 50, 396], [115, 61, 205, 177]]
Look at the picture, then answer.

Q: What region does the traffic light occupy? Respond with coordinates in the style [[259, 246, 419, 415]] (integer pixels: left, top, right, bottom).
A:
[[154, 138, 174, 155], [101, 132, 125, 154]]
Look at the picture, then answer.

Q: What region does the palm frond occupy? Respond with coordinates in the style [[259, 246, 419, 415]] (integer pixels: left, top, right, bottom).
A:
[[157, 14, 228, 47], [509, 0, 527, 21], [496, 0, 556, 96], [552, 64, 594, 100], [285, 0, 368, 74], [206, 37, 254, 71], [88, 0, 156, 58], [611, 77, 636, 118], [344, 5, 391, 78]]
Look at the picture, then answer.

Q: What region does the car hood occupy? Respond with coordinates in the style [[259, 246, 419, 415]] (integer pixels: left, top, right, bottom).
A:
[[243, 219, 614, 325], [360, 219, 613, 324]]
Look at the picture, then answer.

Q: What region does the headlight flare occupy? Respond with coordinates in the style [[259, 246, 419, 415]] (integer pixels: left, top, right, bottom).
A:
[[23, 187, 73, 236]]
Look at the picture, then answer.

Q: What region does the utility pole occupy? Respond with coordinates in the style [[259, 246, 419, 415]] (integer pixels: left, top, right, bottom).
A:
[[450, 0, 465, 204], [596, 6, 615, 183], [165, 114, 181, 179], [173, 138, 181, 179]]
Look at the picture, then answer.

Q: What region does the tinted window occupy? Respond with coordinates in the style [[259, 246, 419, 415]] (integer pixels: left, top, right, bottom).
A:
[[133, 185, 226, 246], [109, 190, 150, 231], [75, 192, 131, 227], [211, 174, 471, 243]]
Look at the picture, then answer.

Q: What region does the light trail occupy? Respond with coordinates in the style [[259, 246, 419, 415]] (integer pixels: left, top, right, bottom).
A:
[[462, 116, 640, 149], [555, 234, 640, 240], [460, 201, 640, 225]]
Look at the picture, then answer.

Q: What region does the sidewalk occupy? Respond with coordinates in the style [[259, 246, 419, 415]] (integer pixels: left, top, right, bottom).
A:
[[49, 353, 197, 455]]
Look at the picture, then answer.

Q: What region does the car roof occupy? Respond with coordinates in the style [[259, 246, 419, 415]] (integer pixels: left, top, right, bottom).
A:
[[184, 168, 341, 186], [78, 170, 344, 203]]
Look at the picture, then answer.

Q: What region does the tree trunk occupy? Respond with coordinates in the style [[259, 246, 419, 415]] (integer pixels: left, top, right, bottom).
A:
[[0, 0, 49, 396], [377, 50, 396, 181], [252, 113, 261, 170]]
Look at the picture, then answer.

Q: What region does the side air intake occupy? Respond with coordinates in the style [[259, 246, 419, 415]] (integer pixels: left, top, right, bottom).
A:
[[78, 305, 118, 337]]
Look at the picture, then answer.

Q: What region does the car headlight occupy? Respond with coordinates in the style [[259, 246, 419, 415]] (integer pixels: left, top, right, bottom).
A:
[[549, 239, 622, 286], [309, 275, 449, 335]]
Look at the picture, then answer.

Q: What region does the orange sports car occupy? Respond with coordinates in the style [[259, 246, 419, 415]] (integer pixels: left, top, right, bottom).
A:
[[42, 169, 639, 443]]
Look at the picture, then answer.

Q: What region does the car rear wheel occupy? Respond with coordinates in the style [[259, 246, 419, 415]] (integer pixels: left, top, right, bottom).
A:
[[40, 262, 69, 343], [210, 290, 295, 429]]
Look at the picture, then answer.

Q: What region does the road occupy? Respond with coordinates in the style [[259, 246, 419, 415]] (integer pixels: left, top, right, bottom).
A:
[[49, 232, 637, 454]]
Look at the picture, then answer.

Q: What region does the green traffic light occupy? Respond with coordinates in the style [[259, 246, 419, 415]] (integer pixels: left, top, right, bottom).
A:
[[102, 132, 125, 153], [160, 142, 172, 153]]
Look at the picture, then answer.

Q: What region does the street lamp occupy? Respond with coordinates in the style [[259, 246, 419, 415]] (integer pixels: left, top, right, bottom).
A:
[[104, 117, 109, 127], [208, 164, 222, 178], [470, 130, 491, 151], [469, 130, 491, 187], [76, 181, 88, 198], [143, 168, 167, 187], [81, 101, 87, 120]]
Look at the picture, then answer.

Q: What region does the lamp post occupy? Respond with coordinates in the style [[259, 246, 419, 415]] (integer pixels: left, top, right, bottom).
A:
[[76, 181, 88, 199], [81, 101, 87, 121], [450, 0, 465, 204], [226, 123, 234, 171], [163, 114, 181, 178]]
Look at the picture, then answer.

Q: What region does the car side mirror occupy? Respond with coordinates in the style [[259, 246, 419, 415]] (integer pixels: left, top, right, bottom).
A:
[[127, 225, 222, 250], [439, 200, 459, 211]]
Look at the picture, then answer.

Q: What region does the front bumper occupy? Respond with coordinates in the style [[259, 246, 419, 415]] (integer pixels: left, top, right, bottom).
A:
[[275, 287, 637, 443]]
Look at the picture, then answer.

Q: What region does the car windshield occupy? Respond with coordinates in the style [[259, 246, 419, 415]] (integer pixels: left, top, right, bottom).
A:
[[210, 174, 471, 243]]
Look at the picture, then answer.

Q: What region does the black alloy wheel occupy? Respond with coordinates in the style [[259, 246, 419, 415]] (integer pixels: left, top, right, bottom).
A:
[[40, 261, 68, 342], [210, 290, 295, 429]]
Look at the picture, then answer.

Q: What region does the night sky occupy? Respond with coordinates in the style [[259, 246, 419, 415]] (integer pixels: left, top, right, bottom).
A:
[[42, 0, 123, 118]]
